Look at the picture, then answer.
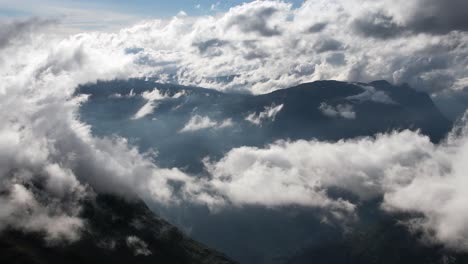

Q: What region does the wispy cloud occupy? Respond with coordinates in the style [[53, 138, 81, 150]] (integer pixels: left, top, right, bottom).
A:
[[319, 103, 356, 119], [132, 89, 185, 119], [246, 103, 284, 125], [180, 115, 233, 132]]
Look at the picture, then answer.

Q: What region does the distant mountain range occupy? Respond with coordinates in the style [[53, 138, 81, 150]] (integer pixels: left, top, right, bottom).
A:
[[78, 79, 451, 174]]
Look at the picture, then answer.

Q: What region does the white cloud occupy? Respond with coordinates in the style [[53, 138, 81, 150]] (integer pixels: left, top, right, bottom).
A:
[[3, 0, 461, 98], [132, 89, 185, 119], [84, 0, 465, 96], [246, 103, 284, 125], [319, 103, 356, 119], [180, 115, 233, 132], [126, 236, 152, 256], [347, 84, 396, 104], [2, 1, 467, 96], [201, 113, 468, 251], [110, 88, 136, 99], [203, 130, 430, 210], [0, 20, 197, 242]]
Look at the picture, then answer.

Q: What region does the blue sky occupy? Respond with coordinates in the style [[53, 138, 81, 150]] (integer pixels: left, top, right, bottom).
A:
[[0, 0, 305, 30], [0, 0, 303, 18]]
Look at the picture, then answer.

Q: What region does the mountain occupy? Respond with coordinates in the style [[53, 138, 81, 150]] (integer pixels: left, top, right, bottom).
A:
[[285, 199, 468, 264], [74, 79, 455, 264], [78, 79, 451, 173], [0, 194, 236, 264]]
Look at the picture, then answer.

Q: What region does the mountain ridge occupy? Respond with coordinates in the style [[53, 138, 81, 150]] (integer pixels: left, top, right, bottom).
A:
[[0, 194, 237, 264]]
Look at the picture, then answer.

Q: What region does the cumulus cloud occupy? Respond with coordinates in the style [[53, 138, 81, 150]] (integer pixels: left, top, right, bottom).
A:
[[313, 38, 344, 53], [180, 115, 233, 132], [0, 18, 54, 49], [202, 114, 468, 251], [63, 0, 463, 101], [224, 1, 287, 37], [319, 103, 356, 119], [0, 24, 131, 240], [380, 0, 468, 34], [307, 22, 327, 33], [352, 12, 404, 39], [245, 103, 284, 125], [9, 0, 461, 99], [205, 130, 430, 209], [0, 20, 199, 242]]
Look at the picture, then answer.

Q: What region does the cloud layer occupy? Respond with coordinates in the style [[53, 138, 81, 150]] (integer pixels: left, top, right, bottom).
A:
[[1, 0, 468, 251], [0, 18, 195, 241], [79, 0, 467, 99], [202, 115, 468, 250]]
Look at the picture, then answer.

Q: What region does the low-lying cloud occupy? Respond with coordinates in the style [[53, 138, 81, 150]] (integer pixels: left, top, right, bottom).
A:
[[347, 84, 396, 104], [202, 115, 468, 251], [319, 103, 356, 119], [245, 103, 284, 125], [132, 89, 185, 119], [180, 115, 233, 132]]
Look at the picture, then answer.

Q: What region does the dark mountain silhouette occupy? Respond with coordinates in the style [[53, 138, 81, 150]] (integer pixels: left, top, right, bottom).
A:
[[285, 200, 468, 264], [0, 194, 236, 264]]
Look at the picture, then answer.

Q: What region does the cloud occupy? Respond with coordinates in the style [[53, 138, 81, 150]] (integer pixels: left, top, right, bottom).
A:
[[350, 0, 468, 38], [192, 38, 229, 55], [319, 103, 356, 119], [0, 27, 132, 241], [202, 114, 468, 251], [87, 0, 466, 99], [224, 1, 288, 37], [110, 88, 136, 99], [1, 0, 467, 249], [347, 84, 396, 104], [132, 89, 185, 119], [245, 103, 284, 125], [313, 38, 344, 53], [325, 53, 346, 66], [3, 0, 457, 98], [0, 22, 198, 242], [204, 129, 432, 211], [180, 115, 233, 132], [126, 236, 152, 256], [0, 18, 54, 49], [382, 0, 468, 34], [352, 12, 404, 39], [307, 22, 327, 33]]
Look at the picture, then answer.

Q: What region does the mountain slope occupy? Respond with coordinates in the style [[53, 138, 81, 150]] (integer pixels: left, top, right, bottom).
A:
[[0, 194, 236, 264]]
